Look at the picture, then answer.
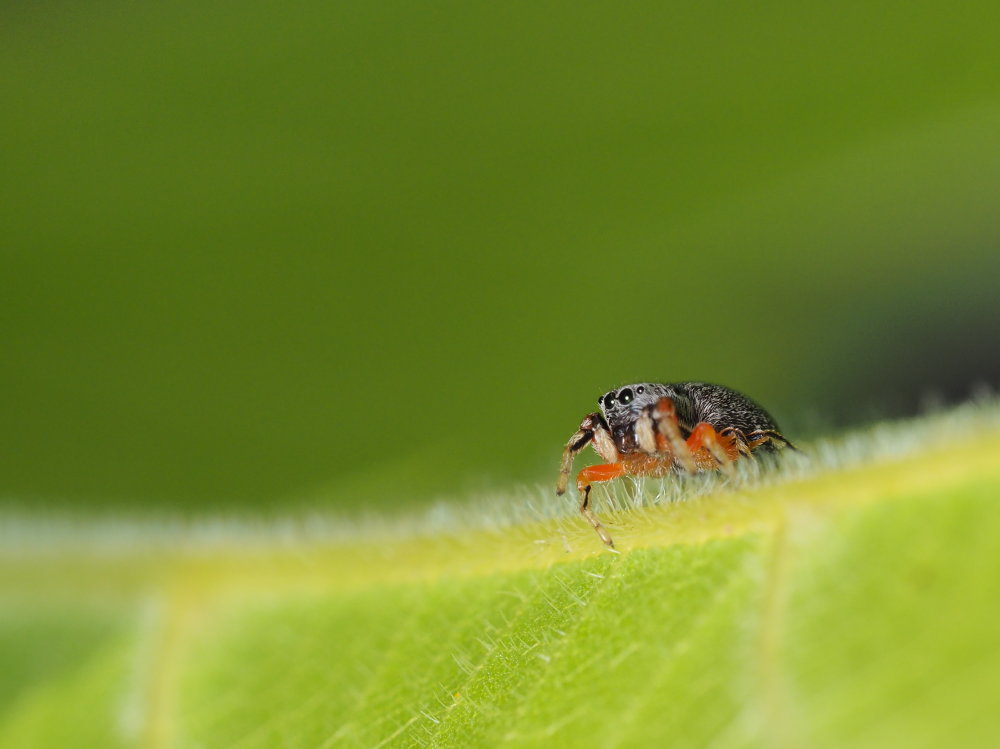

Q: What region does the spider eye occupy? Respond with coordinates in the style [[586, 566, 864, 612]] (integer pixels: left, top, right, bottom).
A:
[[602, 392, 615, 408], [618, 388, 634, 405], [636, 386, 645, 395]]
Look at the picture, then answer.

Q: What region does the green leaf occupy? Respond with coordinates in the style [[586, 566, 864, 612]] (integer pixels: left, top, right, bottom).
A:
[[4, 407, 1000, 747]]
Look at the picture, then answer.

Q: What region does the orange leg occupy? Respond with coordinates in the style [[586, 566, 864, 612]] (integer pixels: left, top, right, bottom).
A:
[[686, 423, 740, 475], [576, 463, 625, 548]]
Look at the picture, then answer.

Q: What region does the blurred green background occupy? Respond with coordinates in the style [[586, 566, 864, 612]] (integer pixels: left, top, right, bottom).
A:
[[2, 1, 1000, 512]]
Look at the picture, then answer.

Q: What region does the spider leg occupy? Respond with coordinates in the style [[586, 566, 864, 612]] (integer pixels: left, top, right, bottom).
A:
[[635, 408, 657, 454], [720, 426, 754, 458], [652, 397, 697, 474], [745, 429, 801, 453], [687, 423, 739, 476], [576, 464, 624, 548], [556, 414, 598, 496], [557, 414, 622, 547]]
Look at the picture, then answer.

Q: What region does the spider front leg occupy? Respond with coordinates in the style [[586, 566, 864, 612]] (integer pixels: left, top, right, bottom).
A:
[[557, 413, 597, 496], [556, 413, 620, 548]]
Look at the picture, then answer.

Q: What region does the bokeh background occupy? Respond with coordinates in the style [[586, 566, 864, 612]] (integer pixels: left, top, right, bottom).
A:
[[3, 1, 1000, 514]]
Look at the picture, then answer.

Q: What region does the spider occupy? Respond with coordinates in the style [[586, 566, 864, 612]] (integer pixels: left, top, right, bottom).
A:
[[556, 382, 797, 548]]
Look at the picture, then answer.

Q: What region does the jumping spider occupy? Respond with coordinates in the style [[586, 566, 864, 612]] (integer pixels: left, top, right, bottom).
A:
[[556, 382, 797, 548]]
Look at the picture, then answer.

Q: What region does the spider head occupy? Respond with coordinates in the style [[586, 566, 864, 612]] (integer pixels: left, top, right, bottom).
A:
[[598, 383, 665, 426]]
